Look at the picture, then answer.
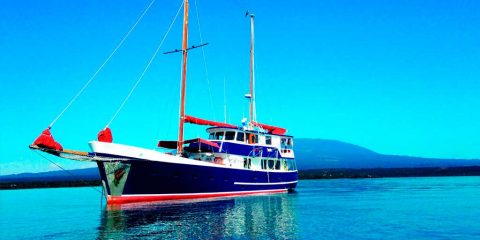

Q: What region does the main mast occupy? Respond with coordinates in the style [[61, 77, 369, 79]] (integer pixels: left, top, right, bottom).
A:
[[177, 0, 189, 155]]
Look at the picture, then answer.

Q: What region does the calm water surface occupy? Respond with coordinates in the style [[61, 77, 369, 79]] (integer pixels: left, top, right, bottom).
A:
[[1, 177, 479, 239]]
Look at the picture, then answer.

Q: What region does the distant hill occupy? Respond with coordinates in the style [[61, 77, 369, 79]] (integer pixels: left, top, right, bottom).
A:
[[295, 138, 480, 169], [0, 168, 99, 183], [1, 138, 479, 184]]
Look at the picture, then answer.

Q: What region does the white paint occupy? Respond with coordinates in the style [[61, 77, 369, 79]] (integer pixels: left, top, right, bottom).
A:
[[89, 141, 298, 173], [234, 181, 298, 186]]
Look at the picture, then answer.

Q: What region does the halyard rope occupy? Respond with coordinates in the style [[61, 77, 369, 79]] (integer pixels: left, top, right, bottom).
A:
[[193, 0, 217, 121], [105, 0, 184, 128], [48, 0, 157, 128]]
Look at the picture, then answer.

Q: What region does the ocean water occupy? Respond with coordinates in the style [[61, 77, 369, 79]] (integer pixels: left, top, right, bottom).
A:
[[1, 177, 479, 239]]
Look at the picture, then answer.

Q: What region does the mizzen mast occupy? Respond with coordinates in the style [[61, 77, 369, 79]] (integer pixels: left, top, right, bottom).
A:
[[177, 0, 189, 155], [246, 12, 257, 125]]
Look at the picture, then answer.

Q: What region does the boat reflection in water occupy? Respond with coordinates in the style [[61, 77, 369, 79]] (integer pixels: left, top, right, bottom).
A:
[[98, 194, 298, 239]]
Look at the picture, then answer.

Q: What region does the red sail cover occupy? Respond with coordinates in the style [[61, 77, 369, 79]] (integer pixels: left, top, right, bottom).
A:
[[253, 122, 287, 135], [185, 115, 236, 128], [33, 128, 63, 151], [98, 128, 113, 143]]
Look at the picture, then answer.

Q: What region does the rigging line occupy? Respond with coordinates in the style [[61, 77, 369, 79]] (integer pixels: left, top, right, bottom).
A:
[[193, 0, 217, 121], [33, 151, 103, 194], [106, 1, 184, 128], [153, 55, 176, 148], [48, 0, 157, 128]]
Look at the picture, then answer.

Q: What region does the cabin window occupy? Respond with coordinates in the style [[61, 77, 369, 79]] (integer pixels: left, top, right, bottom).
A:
[[282, 159, 288, 171], [236, 132, 245, 142], [266, 136, 272, 145], [225, 131, 236, 141], [247, 133, 258, 144], [274, 160, 281, 170], [208, 133, 215, 140], [286, 159, 296, 170], [281, 138, 293, 149], [261, 159, 267, 170], [214, 132, 225, 140], [244, 158, 251, 169], [286, 138, 293, 149], [268, 159, 275, 170]]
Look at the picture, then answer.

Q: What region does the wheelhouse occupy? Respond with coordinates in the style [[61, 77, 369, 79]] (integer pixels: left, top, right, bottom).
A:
[[182, 127, 296, 171], [206, 127, 293, 148]]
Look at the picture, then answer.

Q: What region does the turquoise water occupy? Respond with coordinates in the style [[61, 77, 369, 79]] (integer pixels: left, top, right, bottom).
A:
[[1, 177, 479, 239]]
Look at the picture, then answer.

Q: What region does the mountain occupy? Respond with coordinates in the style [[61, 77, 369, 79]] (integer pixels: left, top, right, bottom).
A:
[[0, 168, 99, 183], [1, 138, 479, 183], [295, 138, 480, 169]]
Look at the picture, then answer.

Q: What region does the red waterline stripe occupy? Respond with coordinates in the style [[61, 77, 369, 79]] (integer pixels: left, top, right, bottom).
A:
[[107, 189, 288, 204]]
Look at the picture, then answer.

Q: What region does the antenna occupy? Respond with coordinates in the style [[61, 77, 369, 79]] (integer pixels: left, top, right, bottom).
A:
[[224, 76, 227, 123]]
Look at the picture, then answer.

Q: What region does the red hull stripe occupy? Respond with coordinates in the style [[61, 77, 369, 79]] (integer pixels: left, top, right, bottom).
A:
[[107, 189, 287, 204]]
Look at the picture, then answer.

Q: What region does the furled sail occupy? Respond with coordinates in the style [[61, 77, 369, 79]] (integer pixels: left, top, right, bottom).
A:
[[252, 121, 287, 135], [33, 128, 63, 151], [184, 115, 237, 128], [98, 127, 113, 143]]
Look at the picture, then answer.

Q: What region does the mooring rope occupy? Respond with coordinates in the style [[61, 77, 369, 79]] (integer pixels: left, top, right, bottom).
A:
[[105, 0, 184, 128], [48, 0, 157, 128]]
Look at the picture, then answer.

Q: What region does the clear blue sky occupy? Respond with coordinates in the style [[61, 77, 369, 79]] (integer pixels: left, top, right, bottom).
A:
[[1, 0, 479, 175]]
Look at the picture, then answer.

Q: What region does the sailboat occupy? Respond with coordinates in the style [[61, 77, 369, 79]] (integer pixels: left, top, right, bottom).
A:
[[29, 0, 298, 204]]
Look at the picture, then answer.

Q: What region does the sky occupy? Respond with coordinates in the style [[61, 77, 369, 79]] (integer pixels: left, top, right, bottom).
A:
[[0, 0, 479, 175]]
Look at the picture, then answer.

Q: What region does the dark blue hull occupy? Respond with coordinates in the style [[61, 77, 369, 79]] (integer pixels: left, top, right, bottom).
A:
[[97, 159, 298, 204]]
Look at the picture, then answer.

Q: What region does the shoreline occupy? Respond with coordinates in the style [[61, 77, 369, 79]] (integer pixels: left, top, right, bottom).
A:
[[1, 166, 479, 190], [299, 166, 480, 179], [0, 180, 101, 190]]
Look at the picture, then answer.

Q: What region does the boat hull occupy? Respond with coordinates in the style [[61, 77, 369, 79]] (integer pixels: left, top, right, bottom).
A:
[[96, 158, 298, 204]]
